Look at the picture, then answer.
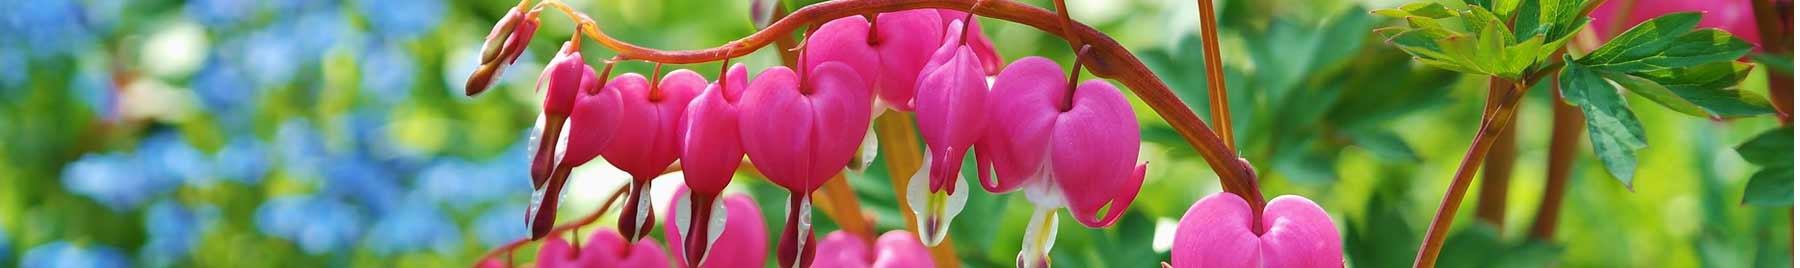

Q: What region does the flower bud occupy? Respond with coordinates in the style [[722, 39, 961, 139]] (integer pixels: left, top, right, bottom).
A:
[[466, 6, 542, 96]]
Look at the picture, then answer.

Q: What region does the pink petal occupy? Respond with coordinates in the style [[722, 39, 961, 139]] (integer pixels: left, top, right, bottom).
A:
[[1052, 80, 1142, 227], [541, 42, 586, 116], [737, 67, 815, 192], [679, 72, 747, 194], [536, 236, 583, 268], [871, 231, 936, 268], [804, 17, 879, 98], [1171, 193, 1260, 268], [803, 62, 875, 186], [935, 10, 1002, 74], [562, 62, 619, 167], [871, 10, 944, 111], [601, 71, 703, 179], [1259, 195, 1343, 268], [665, 189, 769, 268], [976, 57, 1064, 193], [581, 229, 674, 268], [913, 19, 987, 193], [812, 231, 873, 268]]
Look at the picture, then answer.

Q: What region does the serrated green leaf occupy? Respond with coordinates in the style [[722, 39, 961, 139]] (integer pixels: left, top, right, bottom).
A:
[[1512, 0, 1543, 40], [1376, 2, 1459, 19], [1600, 71, 1712, 117], [1636, 62, 1773, 117], [1736, 126, 1793, 166], [1465, 0, 1493, 11], [1743, 166, 1794, 206], [1592, 29, 1755, 73], [1500, 35, 1545, 78], [1538, 0, 1588, 41], [1561, 59, 1648, 188], [1492, 0, 1521, 20]]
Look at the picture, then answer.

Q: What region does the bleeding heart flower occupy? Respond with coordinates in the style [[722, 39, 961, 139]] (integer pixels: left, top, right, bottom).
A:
[[811, 230, 937, 268], [523, 41, 616, 239], [601, 70, 704, 242], [1169, 193, 1343, 268], [466, 5, 541, 96], [804, 16, 881, 96], [738, 63, 872, 268], [1591, 0, 1766, 48], [906, 19, 990, 247], [971, 56, 1148, 267], [672, 63, 751, 266], [934, 10, 1001, 75], [536, 229, 672, 268], [664, 187, 768, 268], [868, 10, 944, 111]]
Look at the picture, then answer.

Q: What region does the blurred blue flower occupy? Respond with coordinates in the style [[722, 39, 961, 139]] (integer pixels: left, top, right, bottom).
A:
[[71, 65, 116, 120], [289, 10, 345, 61], [239, 29, 301, 88], [277, 119, 329, 180], [2, 0, 96, 59], [0, 45, 25, 91], [184, 0, 256, 29], [365, 203, 458, 256], [20, 241, 130, 268], [416, 158, 523, 211], [84, 0, 126, 35], [360, 42, 418, 105], [1, 227, 11, 264], [136, 131, 215, 187], [214, 135, 270, 185], [141, 200, 217, 267], [191, 54, 257, 114], [474, 204, 527, 247], [63, 152, 174, 211], [355, 0, 444, 39], [255, 195, 365, 255], [323, 154, 404, 214]]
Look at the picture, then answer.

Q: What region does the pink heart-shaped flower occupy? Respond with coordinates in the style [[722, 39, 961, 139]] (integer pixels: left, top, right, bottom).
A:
[[804, 16, 880, 98], [664, 187, 768, 268], [1591, 0, 1763, 48], [601, 70, 703, 241], [1171, 193, 1343, 268], [673, 63, 752, 265], [870, 10, 944, 111], [738, 62, 871, 268], [536, 229, 672, 268], [525, 45, 618, 238], [811, 231, 937, 268], [914, 19, 988, 195], [934, 10, 1001, 75]]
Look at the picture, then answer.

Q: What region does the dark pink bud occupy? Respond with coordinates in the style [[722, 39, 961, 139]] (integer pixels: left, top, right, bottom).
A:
[[664, 187, 768, 268], [467, 6, 542, 96], [536, 229, 673, 268]]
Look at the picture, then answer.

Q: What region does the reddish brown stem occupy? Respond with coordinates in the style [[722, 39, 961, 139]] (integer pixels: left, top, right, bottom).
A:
[[1195, 0, 1235, 151], [474, 184, 629, 266], [1474, 122, 1515, 229], [540, 0, 1258, 208], [1531, 73, 1582, 241], [1414, 80, 1528, 268], [1750, 0, 1793, 124]]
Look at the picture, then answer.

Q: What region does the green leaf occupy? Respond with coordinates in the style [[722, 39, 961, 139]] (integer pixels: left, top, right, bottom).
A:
[[1347, 128, 1421, 161], [1636, 62, 1773, 117], [1600, 71, 1711, 117], [1539, 0, 1587, 39], [1742, 166, 1794, 206], [1491, 0, 1522, 20], [1374, 2, 1458, 19], [1752, 53, 1794, 73], [1582, 13, 1753, 73], [1561, 59, 1648, 188], [1735, 126, 1793, 166]]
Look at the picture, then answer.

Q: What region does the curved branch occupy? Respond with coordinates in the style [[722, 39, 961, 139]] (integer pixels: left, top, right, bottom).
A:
[[549, 0, 1257, 207]]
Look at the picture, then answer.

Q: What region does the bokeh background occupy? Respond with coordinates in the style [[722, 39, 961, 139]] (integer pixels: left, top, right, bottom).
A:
[[0, 0, 1790, 267]]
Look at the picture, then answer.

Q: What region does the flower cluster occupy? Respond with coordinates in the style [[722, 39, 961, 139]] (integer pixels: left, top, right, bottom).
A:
[[464, 2, 1167, 267]]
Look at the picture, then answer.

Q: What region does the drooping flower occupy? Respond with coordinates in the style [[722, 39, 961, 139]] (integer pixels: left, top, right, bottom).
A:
[[973, 56, 1148, 267], [599, 70, 704, 241], [536, 229, 672, 268], [1169, 193, 1342, 268], [933, 10, 1002, 75], [466, 4, 541, 96], [524, 41, 619, 239], [907, 19, 989, 246], [672, 63, 752, 265], [664, 187, 768, 268], [738, 63, 872, 268], [811, 230, 937, 268]]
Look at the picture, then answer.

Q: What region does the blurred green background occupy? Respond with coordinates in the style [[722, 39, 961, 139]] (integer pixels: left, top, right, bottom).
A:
[[0, 0, 1789, 267]]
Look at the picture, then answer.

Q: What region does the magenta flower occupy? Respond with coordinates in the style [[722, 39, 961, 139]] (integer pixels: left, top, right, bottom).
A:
[[466, 5, 541, 96], [972, 56, 1148, 267], [672, 63, 752, 265], [664, 187, 768, 268], [536, 229, 672, 268], [523, 41, 617, 239], [933, 10, 1001, 75], [599, 70, 704, 241], [905, 19, 991, 246], [738, 62, 872, 268], [811, 230, 936, 268], [1170, 193, 1342, 268]]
